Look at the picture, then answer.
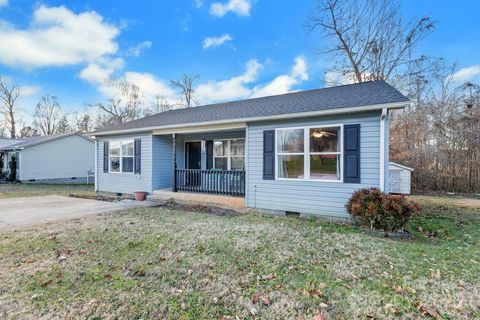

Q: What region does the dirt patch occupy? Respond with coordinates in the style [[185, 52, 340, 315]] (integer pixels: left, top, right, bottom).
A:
[[68, 193, 128, 202], [160, 198, 239, 216]]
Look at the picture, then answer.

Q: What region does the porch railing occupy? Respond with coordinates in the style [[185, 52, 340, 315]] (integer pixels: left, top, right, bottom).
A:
[[174, 169, 245, 197]]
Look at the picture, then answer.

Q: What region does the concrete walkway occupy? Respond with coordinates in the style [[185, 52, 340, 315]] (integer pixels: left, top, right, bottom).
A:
[[0, 195, 157, 231]]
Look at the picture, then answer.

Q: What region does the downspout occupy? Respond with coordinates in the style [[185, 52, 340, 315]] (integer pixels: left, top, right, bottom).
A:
[[94, 140, 98, 192], [379, 108, 388, 192]]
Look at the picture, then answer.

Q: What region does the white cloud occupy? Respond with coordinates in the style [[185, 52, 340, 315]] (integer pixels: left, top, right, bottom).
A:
[[210, 0, 251, 17], [0, 5, 119, 68], [195, 56, 309, 103], [81, 56, 309, 107], [20, 85, 42, 96], [194, 0, 204, 8], [452, 65, 480, 83], [203, 34, 232, 49], [80, 59, 177, 104], [324, 70, 357, 86], [126, 41, 152, 57], [123, 72, 176, 100], [251, 56, 309, 98], [195, 59, 263, 102], [0, 0, 8, 8]]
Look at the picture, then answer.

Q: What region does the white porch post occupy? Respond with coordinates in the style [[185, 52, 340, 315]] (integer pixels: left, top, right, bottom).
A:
[[172, 133, 177, 192]]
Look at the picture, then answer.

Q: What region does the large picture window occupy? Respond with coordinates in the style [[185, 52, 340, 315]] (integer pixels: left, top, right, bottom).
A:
[[276, 126, 342, 181], [109, 139, 134, 173], [213, 139, 245, 170]]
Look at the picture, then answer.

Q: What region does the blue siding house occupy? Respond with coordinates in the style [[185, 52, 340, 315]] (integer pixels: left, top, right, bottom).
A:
[[91, 81, 408, 218]]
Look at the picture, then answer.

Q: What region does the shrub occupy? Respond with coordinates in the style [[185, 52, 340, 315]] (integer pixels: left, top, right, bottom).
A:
[[346, 188, 421, 234]]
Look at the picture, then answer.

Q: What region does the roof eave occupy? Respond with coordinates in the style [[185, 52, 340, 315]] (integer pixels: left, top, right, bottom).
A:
[[91, 101, 408, 137]]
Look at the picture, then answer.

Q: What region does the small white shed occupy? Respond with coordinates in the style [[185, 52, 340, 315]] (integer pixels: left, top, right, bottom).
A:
[[389, 162, 414, 195]]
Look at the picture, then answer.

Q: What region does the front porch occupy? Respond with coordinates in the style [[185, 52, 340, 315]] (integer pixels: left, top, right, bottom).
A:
[[151, 124, 247, 200]]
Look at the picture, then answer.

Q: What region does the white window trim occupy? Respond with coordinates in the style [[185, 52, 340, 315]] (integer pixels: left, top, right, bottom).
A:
[[213, 139, 245, 171], [275, 124, 344, 183], [108, 139, 135, 174]]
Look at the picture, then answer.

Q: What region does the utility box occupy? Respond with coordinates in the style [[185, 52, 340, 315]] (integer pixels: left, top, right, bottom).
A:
[[389, 162, 413, 195]]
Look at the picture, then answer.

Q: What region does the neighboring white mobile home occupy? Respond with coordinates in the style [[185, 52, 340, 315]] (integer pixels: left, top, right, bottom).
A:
[[0, 133, 95, 183]]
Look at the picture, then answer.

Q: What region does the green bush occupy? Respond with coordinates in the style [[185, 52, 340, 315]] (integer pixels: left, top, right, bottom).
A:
[[346, 188, 421, 234]]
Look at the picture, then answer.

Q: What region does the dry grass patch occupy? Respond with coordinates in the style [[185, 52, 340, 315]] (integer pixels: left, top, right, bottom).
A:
[[0, 196, 479, 319], [0, 183, 95, 198]]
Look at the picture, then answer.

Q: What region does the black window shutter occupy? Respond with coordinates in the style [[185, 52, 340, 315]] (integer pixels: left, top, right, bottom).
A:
[[103, 141, 109, 173], [134, 138, 141, 174], [344, 124, 360, 183], [206, 140, 214, 169], [263, 130, 275, 180]]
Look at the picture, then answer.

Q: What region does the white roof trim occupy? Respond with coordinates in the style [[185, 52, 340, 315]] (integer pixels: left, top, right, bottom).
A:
[[389, 162, 414, 171], [91, 101, 407, 137], [153, 122, 246, 135]]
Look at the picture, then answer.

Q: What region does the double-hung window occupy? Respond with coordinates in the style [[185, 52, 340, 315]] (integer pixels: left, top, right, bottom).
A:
[[109, 140, 134, 173], [213, 139, 245, 170], [276, 125, 342, 181]]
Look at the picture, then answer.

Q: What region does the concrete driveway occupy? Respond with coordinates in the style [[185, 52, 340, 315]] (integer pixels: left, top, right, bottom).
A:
[[0, 195, 156, 231]]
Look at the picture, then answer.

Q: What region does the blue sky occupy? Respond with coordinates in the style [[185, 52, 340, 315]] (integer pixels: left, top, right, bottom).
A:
[[0, 0, 479, 118]]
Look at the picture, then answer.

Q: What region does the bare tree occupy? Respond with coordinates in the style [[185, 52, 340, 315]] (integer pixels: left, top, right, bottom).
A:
[[170, 74, 200, 108], [145, 94, 172, 115], [33, 95, 63, 135], [94, 80, 143, 126], [390, 59, 480, 193], [56, 115, 73, 134], [308, 0, 435, 84], [19, 126, 38, 138], [0, 76, 21, 138], [72, 111, 94, 133]]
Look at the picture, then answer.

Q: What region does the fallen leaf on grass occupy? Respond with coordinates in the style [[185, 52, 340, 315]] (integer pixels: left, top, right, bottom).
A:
[[312, 313, 327, 320], [54, 249, 63, 257], [384, 303, 399, 314], [392, 285, 416, 294], [36, 278, 53, 287], [431, 269, 441, 279], [305, 289, 324, 298], [419, 304, 441, 319], [133, 268, 146, 277], [252, 293, 270, 305]]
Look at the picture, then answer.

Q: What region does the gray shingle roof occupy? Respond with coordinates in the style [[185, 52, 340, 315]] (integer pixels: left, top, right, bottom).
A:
[[93, 80, 408, 134], [0, 138, 21, 149], [0, 133, 92, 151]]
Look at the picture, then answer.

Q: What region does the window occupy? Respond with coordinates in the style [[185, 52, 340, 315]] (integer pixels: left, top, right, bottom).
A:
[[213, 139, 245, 170], [277, 129, 304, 179], [109, 139, 134, 173], [309, 127, 341, 180], [276, 126, 342, 181]]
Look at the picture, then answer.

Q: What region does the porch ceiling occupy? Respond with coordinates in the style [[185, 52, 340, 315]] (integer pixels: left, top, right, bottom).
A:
[[152, 122, 246, 135]]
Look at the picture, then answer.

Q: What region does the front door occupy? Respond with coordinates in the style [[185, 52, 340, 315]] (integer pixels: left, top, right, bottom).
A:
[[185, 141, 201, 187], [185, 141, 201, 169]]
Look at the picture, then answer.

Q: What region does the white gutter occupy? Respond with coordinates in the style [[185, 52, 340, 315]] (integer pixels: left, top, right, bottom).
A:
[[91, 101, 407, 137], [379, 108, 388, 192]]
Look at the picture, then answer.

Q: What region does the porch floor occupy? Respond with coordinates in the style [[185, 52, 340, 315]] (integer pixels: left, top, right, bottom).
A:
[[151, 189, 247, 211]]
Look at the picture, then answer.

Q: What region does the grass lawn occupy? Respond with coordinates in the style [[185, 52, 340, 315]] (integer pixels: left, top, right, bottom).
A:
[[0, 196, 479, 319], [0, 183, 95, 198]]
